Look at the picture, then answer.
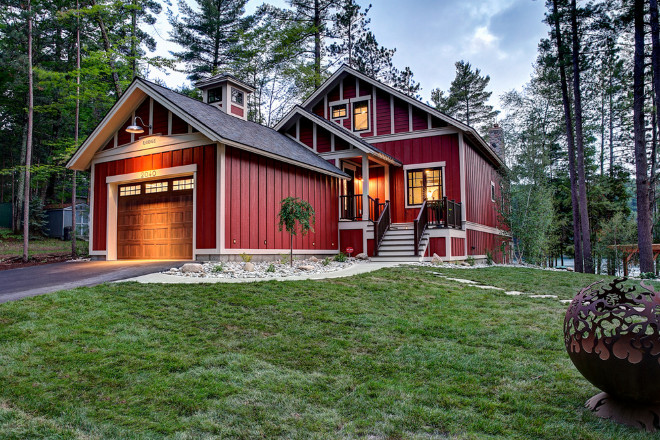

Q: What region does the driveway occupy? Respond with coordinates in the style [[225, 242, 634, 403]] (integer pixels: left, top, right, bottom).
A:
[[0, 260, 186, 303]]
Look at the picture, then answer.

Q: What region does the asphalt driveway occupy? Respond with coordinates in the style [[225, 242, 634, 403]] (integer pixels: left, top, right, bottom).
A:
[[0, 260, 186, 303]]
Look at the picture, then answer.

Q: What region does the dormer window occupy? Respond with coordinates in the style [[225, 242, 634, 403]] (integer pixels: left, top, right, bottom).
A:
[[353, 101, 369, 131], [331, 104, 347, 119], [208, 87, 222, 104], [231, 89, 244, 105]]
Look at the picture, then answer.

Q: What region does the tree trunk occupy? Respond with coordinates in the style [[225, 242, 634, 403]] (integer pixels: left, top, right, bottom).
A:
[[551, 0, 583, 272], [72, 0, 80, 257], [571, 0, 593, 273], [313, 0, 321, 88], [90, 0, 122, 97], [290, 234, 293, 267], [23, 0, 34, 263], [131, 0, 136, 78], [634, 0, 654, 273]]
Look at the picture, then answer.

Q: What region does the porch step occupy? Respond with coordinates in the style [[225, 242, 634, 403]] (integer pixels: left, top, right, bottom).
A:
[[370, 255, 424, 262], [374, 224, 429, 259]]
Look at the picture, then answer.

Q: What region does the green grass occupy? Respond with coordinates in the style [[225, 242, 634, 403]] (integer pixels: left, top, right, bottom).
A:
[[0, 228, 88, 259], [0, 267, 655, 439]]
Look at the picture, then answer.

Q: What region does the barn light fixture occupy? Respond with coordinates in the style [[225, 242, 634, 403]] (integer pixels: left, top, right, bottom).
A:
[[126, 116, 151, 134]]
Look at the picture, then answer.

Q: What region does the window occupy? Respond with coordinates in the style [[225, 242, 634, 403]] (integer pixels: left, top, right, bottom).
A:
[[353, 101, 369, 131], [406, 168, 442, 206], [173, 178, 194, 191], [145, 181, 168, 194], [491, 181, 496, 202], [119, 185, 141, 196], [208, 87, 222, 104], [231, 89, 244, 105], [331, 104, 347, 119]]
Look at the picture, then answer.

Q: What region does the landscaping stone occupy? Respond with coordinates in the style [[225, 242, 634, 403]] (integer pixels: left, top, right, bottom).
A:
[[165, 258, 363, 280], [431, 253, 442, 264], [355, 252, 368, 260], [181, 263, 204, 273]]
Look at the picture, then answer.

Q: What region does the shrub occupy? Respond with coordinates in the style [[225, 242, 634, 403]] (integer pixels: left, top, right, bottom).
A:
[[322, 257, 331, 266], [466, 256, 475, 266], [334, 252, 347, 262], [212, 264, 223, 272], [278, 197, 315, 266], [641, 272, 656, 279], [485, 250, 493, 266], [266, 263, 276, 273], [240, 253, 252, 263], [280, 253, 290, 265]]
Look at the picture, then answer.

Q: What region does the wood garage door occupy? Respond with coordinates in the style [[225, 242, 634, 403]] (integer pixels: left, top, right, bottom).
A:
[[117, 177, 194, 259]]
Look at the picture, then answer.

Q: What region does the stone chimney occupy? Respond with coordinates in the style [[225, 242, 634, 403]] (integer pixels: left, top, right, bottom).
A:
[[488, 123, 504, 159], [194, 74, 255, 121]]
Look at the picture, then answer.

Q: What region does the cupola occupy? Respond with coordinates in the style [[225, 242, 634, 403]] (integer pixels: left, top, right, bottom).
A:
[[194, 74, 255, 121]]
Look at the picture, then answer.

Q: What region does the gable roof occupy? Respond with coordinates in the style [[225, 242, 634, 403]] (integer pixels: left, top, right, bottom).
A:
[[296, 64, 504, 168], [276, 106, 401, 166], [67, 78, 348, 179]]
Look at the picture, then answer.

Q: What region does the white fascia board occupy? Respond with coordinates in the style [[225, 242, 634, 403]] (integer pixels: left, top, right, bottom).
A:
[[299, 65, 503, 168], [67, 80, 147, 170]]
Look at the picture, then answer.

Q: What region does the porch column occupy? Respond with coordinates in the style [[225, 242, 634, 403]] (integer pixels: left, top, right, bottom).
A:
[[362, 154, 369, 220], [384, 164, 390, 201]]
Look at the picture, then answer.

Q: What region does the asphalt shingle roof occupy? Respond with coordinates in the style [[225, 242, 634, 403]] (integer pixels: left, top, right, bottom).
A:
[[142, 79, 347, 178]]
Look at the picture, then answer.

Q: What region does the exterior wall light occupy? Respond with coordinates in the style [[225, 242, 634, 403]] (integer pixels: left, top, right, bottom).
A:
[[126, 116, 151, 134]]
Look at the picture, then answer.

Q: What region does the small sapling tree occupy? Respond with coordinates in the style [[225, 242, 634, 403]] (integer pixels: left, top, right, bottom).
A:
[[278, 197, 315, 266]]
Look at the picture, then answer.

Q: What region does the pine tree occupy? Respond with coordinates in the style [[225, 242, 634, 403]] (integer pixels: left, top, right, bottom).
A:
[[431, 60, 499, 131], [168, 0, 249, 81]]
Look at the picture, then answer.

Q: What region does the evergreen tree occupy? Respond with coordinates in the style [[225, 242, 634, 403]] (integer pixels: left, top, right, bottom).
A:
[[431, 60, 499, 131], [167, 0, 249, 81]]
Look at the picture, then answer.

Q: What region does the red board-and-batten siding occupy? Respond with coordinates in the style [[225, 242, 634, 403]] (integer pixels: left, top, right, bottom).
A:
[[372, 134, 461, 223], [224, 147, 339, 251], [92, 145, 217, 251]]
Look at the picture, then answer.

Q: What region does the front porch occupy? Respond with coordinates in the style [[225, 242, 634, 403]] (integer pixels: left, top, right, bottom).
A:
[[334, 153, 463, 260]]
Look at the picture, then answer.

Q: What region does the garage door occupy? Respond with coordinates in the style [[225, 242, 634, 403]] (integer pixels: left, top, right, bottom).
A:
[[117, 177, 194, 259]]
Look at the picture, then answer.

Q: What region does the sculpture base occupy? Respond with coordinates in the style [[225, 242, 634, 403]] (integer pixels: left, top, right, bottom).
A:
[[586, 392, 660, 432]]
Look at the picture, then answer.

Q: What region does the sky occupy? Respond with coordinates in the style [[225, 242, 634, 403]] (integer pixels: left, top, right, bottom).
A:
[[147, 0, 549, 113]]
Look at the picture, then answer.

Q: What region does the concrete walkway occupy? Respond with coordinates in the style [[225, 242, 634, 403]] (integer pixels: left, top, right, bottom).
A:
[[120, 262, 402, 284]]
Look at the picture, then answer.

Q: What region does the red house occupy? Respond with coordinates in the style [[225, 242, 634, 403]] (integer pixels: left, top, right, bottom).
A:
[[67, 66, 508, 262]]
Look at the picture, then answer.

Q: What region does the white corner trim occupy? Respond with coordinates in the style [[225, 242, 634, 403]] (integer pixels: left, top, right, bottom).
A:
[[105, 164, 197, 184], [458, 132, 467, 223], [218, 143, 226, 252], [408, 103, 413, 132]]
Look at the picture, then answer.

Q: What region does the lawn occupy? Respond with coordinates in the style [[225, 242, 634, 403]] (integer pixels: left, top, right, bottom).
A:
[[0, 229, 88, 261], [0, 266, 655, 439]]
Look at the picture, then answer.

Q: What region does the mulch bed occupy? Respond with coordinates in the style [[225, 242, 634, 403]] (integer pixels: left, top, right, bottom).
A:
[[0, 253, 74, 271]]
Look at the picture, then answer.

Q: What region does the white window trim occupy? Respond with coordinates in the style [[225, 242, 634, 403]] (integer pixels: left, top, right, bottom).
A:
[[403, 161, 446, 209], [329, 99, 349, 121], [351, 96, 371, 133], [230, 86, 245, 107]]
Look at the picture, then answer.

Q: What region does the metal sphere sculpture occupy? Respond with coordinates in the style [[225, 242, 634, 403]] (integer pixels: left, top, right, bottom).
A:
[[564, 278, 660, 431]]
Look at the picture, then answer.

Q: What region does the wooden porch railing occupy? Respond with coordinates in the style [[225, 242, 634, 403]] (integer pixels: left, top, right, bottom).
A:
[[374, 201, 391, 257], [414, 199, 428, 256], [427, 197, 462, 229], [339, 194, 362, 221], [340, 194, 386, 222]]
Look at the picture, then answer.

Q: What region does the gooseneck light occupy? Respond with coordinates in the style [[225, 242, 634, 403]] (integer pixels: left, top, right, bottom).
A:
[[125, 116, 151, 134]]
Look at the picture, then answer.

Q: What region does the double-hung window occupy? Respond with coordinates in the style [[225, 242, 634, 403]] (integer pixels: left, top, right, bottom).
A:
[[353, 101, 369, 131]]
